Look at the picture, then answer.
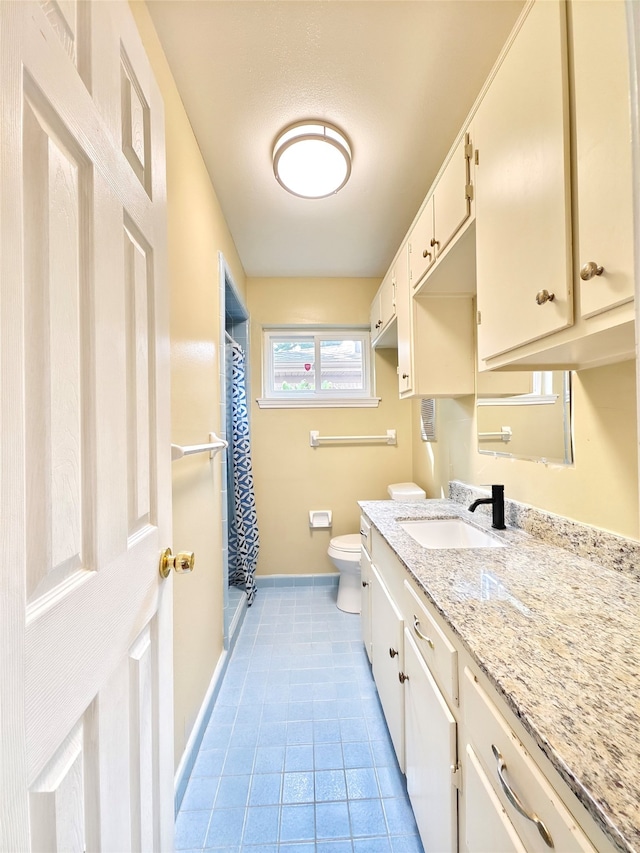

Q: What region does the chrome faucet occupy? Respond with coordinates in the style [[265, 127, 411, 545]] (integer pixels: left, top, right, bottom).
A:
[[468, 485, 506, 530]]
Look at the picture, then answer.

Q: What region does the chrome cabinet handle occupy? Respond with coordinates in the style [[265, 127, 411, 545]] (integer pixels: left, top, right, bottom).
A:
[[535, 289, 555, 305], [491, 745, 554, 849], [580, 261, 604, 281], [412, 616, 434, 648]]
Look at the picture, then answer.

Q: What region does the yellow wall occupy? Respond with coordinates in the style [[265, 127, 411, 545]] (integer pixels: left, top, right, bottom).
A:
[[247, 278, 414, 574], [131, 1, 246, 766], [412, 359, 639, 539]]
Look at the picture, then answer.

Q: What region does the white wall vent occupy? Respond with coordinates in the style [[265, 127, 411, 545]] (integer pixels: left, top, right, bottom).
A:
[[420, 398, 437, 441]]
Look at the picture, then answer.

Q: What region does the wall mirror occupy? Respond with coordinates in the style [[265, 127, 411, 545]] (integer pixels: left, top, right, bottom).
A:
[[476, 371, 573, 464]]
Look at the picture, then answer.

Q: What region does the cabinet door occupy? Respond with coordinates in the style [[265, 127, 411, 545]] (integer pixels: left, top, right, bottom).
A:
[[371, 563, 405, 771], [380, 270, 396, 329], [395, 243, 413, 395], [465, 744, 527, 853], [370, 288, 383, 341], [570, 0, 634, 318], [475, 0, 572, 361], [434, 133, 472, 259], [404, 630, 458, 853], [360, 547, 373, 664], [409, 196, 435, 289]]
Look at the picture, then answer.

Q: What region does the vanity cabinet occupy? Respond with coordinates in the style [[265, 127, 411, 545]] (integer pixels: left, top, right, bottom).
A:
[[370, 562, 405, 771], [361, 516, 617, 853], [462, 668, 596, 852], [370, 268, 397, 348], [404, 628, 458, 853]]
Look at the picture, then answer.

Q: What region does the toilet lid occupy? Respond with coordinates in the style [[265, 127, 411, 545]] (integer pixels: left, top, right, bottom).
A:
[[330, 534, 361, 553]]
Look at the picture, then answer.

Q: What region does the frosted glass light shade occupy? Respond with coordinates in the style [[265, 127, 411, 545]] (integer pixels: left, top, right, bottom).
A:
[[273, 121, 352, 199]]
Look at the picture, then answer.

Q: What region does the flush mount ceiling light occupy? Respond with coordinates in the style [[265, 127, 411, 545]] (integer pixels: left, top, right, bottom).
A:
[[273, 121, 352, 199]]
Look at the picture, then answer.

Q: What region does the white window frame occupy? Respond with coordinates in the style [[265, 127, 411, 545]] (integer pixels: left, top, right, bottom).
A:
[[257, 326, 380, 408]]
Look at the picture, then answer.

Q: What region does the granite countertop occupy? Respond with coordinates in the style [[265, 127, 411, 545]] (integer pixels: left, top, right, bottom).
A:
[[358, 497, 640, 853]]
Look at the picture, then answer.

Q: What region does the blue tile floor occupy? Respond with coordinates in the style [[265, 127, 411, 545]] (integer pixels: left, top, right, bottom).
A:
[[175, 581, 424, 852]]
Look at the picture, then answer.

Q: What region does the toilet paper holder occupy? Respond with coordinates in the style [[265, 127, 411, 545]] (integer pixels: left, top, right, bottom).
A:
[[309, 510, 333, 529]]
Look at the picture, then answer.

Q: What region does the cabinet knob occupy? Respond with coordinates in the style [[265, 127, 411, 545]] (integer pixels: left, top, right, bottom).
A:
[[402, 373, 409, 379], [535, 289, 555, 305], [430, 238, 440, 248], [398, 672, 409, 684], [422, 249, 432, 260], [375, 320, 382, 328], [389, 647, 398, 659], [580, 261, 604, 281], [361, 580, 369, 588]]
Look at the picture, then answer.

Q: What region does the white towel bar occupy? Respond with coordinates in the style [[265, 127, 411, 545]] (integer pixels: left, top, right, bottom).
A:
[[310, 429, 396, 447], [171, 432, 228, 461], [478, 426, 512, 443]]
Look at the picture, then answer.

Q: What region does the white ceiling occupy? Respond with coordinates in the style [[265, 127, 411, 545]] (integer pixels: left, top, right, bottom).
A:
[[147, 0, 524, 279]]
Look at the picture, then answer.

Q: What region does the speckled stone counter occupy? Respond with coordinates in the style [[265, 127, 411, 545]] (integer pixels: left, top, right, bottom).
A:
[[358, 494, 640, 853]]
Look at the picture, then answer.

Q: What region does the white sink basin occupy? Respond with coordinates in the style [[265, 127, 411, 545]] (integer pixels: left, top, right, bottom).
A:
[[398, 518, 506, 549]]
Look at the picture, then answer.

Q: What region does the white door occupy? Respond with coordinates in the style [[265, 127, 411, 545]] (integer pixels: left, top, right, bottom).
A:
[[1, 2, 173, 850]]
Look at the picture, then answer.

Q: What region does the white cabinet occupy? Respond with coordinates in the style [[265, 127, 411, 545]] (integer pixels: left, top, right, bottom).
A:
[[570, 0, 634, 320], [462, 668, 596, 853], [362, 514, 617, 853], [465, 743, 528, 853], [395, 242, 413, 396], [397, 235, 475, 400], [474, 0, 573, 362], [409, 134, 474, 292], [474, 0, 635, 371], [370, 269, 397, 348], [370, 563, 405, 771], [408, 196, 436, 288], [360, 546, 373, 664], [404, 629, 458, 853]]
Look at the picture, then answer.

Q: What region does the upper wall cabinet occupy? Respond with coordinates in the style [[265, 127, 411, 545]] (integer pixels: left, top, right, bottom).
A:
[[409, 133, 474, 293], [474, 0, 573, 363], [475, 0, 635, 371], [570, 0, 635, 320], [371, 268, 397, 348]]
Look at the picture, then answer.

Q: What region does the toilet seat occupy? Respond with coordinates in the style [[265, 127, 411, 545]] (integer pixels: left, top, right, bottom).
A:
[[329, 534, 361, 554]]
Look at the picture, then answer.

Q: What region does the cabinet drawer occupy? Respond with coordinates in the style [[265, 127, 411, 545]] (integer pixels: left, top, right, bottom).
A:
[[462, 668, 595, 852], [404, 580, 458, 705]]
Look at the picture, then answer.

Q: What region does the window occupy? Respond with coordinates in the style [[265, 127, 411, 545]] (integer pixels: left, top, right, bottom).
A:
[[258, 327, 379, 408]]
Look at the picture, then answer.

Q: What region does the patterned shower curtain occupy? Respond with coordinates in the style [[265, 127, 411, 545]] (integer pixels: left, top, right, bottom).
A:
[[228, 342, 260, 605]]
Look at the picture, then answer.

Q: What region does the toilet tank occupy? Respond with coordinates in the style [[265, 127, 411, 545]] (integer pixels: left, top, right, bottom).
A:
[[388, 482, 426, 501]]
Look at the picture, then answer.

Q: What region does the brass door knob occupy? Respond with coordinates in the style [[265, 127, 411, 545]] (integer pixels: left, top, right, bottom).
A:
[[580, 261, 604, 281], [535, 289, 555, 305], [159, 547, 195, 578]]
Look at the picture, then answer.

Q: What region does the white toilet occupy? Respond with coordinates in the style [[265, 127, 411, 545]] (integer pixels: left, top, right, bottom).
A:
[[328, 482, 426, 614]]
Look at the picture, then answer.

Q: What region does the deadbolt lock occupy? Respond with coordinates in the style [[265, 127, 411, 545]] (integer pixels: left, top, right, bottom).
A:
[[159, 547, 195, 579]]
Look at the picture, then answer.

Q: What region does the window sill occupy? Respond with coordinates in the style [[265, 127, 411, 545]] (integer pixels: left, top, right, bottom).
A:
[[256, 397, 381, 409]]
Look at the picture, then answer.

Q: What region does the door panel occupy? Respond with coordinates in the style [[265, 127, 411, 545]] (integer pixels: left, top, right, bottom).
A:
[[1, 2, 172, 850]]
